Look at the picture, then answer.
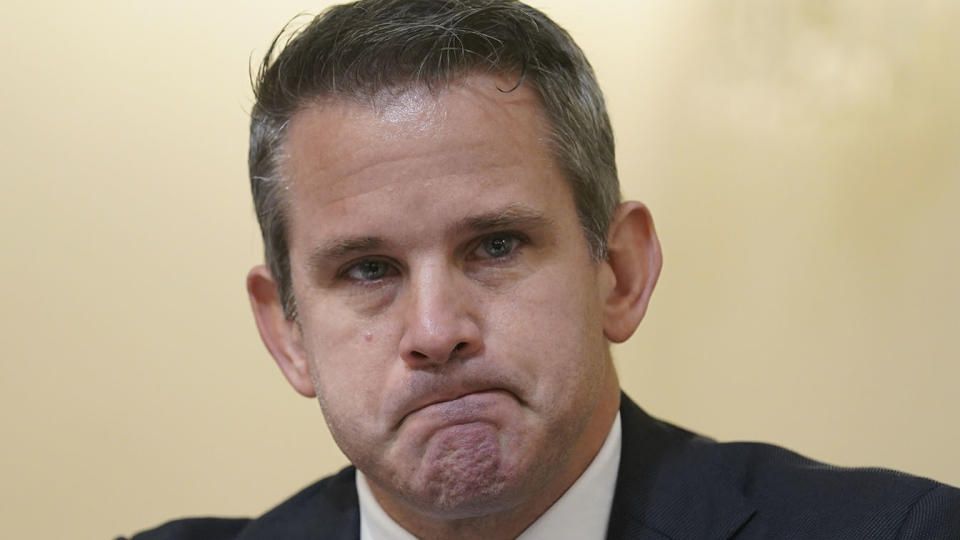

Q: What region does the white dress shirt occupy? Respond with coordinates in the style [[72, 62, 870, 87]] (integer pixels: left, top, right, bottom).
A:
[[357, 412, 622, 540]]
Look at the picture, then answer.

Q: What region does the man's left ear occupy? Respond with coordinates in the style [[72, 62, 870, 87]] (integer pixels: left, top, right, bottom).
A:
[[601, 201, 662, 343]]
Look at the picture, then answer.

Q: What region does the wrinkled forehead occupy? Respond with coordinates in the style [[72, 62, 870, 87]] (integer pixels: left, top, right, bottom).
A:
[[284, 74, 551, 172], [279, 73, 561, 210]]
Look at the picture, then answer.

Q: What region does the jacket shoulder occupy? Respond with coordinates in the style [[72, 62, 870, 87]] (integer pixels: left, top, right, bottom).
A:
[[118, 517, 249, 540], [613, 395, 960, 539], [119, 466, 359, 540], [705, 440, 960, 538]]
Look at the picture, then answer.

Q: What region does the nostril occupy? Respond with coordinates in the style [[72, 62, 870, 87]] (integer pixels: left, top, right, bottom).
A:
[[410, 350, 428, 360], [453, 342, 466, 351]]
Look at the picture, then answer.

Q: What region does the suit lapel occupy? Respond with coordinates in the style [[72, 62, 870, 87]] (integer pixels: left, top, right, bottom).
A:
[[607, 395, 756, 540]]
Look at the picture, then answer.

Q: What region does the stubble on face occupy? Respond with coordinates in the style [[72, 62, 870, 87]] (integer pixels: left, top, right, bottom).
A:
[[422, 423, 506, 509], [281, 73, 621, 536]]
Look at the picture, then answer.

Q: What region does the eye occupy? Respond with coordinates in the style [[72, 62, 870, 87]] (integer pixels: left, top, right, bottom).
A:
[[344, 259, 394, 282], [474, 233, 522, 260]]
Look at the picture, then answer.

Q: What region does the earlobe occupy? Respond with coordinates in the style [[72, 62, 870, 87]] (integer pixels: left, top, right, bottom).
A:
[[601, 202, 663, 343], [246, 265, 317, 398]]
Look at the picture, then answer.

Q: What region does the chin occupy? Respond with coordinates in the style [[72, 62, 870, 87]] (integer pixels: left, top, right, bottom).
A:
[[399, 422, 544, 519]]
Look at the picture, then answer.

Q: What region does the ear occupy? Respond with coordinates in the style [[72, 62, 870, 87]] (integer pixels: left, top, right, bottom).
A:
[[601, 202, 662, 343], [246, 265, 316, 398]]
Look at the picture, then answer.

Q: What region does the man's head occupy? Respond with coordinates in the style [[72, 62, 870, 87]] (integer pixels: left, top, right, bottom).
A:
[[249, 0, 619, 319], [246, 0, 661, 536]]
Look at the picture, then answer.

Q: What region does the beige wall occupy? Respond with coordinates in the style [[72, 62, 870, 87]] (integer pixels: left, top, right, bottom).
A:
[[1, 1, 957, 538]]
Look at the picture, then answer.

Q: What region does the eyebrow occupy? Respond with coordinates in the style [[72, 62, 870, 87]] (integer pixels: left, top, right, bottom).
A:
[[453, 204, 552, 235], [306, 204, 552, 270], [307, 236, 383, 272]]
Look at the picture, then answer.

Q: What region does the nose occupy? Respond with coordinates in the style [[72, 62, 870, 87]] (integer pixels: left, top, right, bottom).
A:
[[398, 264, 483, 369]]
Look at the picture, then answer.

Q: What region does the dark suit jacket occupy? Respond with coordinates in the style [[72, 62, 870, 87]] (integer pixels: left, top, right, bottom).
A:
[[123, 394, 960, 539]]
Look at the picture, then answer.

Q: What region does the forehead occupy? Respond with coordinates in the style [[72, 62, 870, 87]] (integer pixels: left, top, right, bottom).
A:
[[282, 74, 559, 207], [284, 75, 548, 188]]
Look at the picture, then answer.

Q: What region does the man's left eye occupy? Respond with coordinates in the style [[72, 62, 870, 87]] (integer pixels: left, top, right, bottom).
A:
[[475, 234, 521, 259], [345, 260, 393, 281]]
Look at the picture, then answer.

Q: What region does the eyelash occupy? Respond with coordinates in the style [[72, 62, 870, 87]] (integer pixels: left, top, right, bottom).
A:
[[337, 231, 529, 283], [468, 231, 527, 262], [339, 258, 397, 283]]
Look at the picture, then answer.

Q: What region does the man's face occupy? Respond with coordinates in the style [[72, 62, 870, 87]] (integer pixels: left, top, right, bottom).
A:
[[274, 74, 621, 521]]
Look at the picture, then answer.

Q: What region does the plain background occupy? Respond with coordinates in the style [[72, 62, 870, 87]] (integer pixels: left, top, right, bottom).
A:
[[1, 1, 957, 538]]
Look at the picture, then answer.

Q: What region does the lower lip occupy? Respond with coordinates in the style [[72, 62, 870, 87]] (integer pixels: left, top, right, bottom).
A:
[[408, 390, 513, 426]]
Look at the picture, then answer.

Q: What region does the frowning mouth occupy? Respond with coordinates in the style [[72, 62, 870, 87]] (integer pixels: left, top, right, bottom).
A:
[[399, 388, 514, 427]]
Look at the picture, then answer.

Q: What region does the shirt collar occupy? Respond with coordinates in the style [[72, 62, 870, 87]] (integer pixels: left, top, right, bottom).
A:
[[357, 412, 622, 540]]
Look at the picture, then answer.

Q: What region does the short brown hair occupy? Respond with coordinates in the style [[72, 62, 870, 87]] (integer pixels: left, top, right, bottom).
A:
[[250, 0, 620, 318]]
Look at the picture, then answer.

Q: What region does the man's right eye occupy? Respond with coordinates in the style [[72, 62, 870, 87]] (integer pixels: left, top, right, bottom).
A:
[[344, 260, 393, 282]]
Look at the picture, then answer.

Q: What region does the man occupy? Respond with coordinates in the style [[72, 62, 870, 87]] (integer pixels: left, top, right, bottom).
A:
[[125, 1, 960, 538]]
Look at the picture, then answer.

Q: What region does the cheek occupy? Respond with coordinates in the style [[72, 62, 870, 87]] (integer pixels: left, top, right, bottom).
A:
[[487, 264, 606, 389], [299, 309, 402, 419]]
